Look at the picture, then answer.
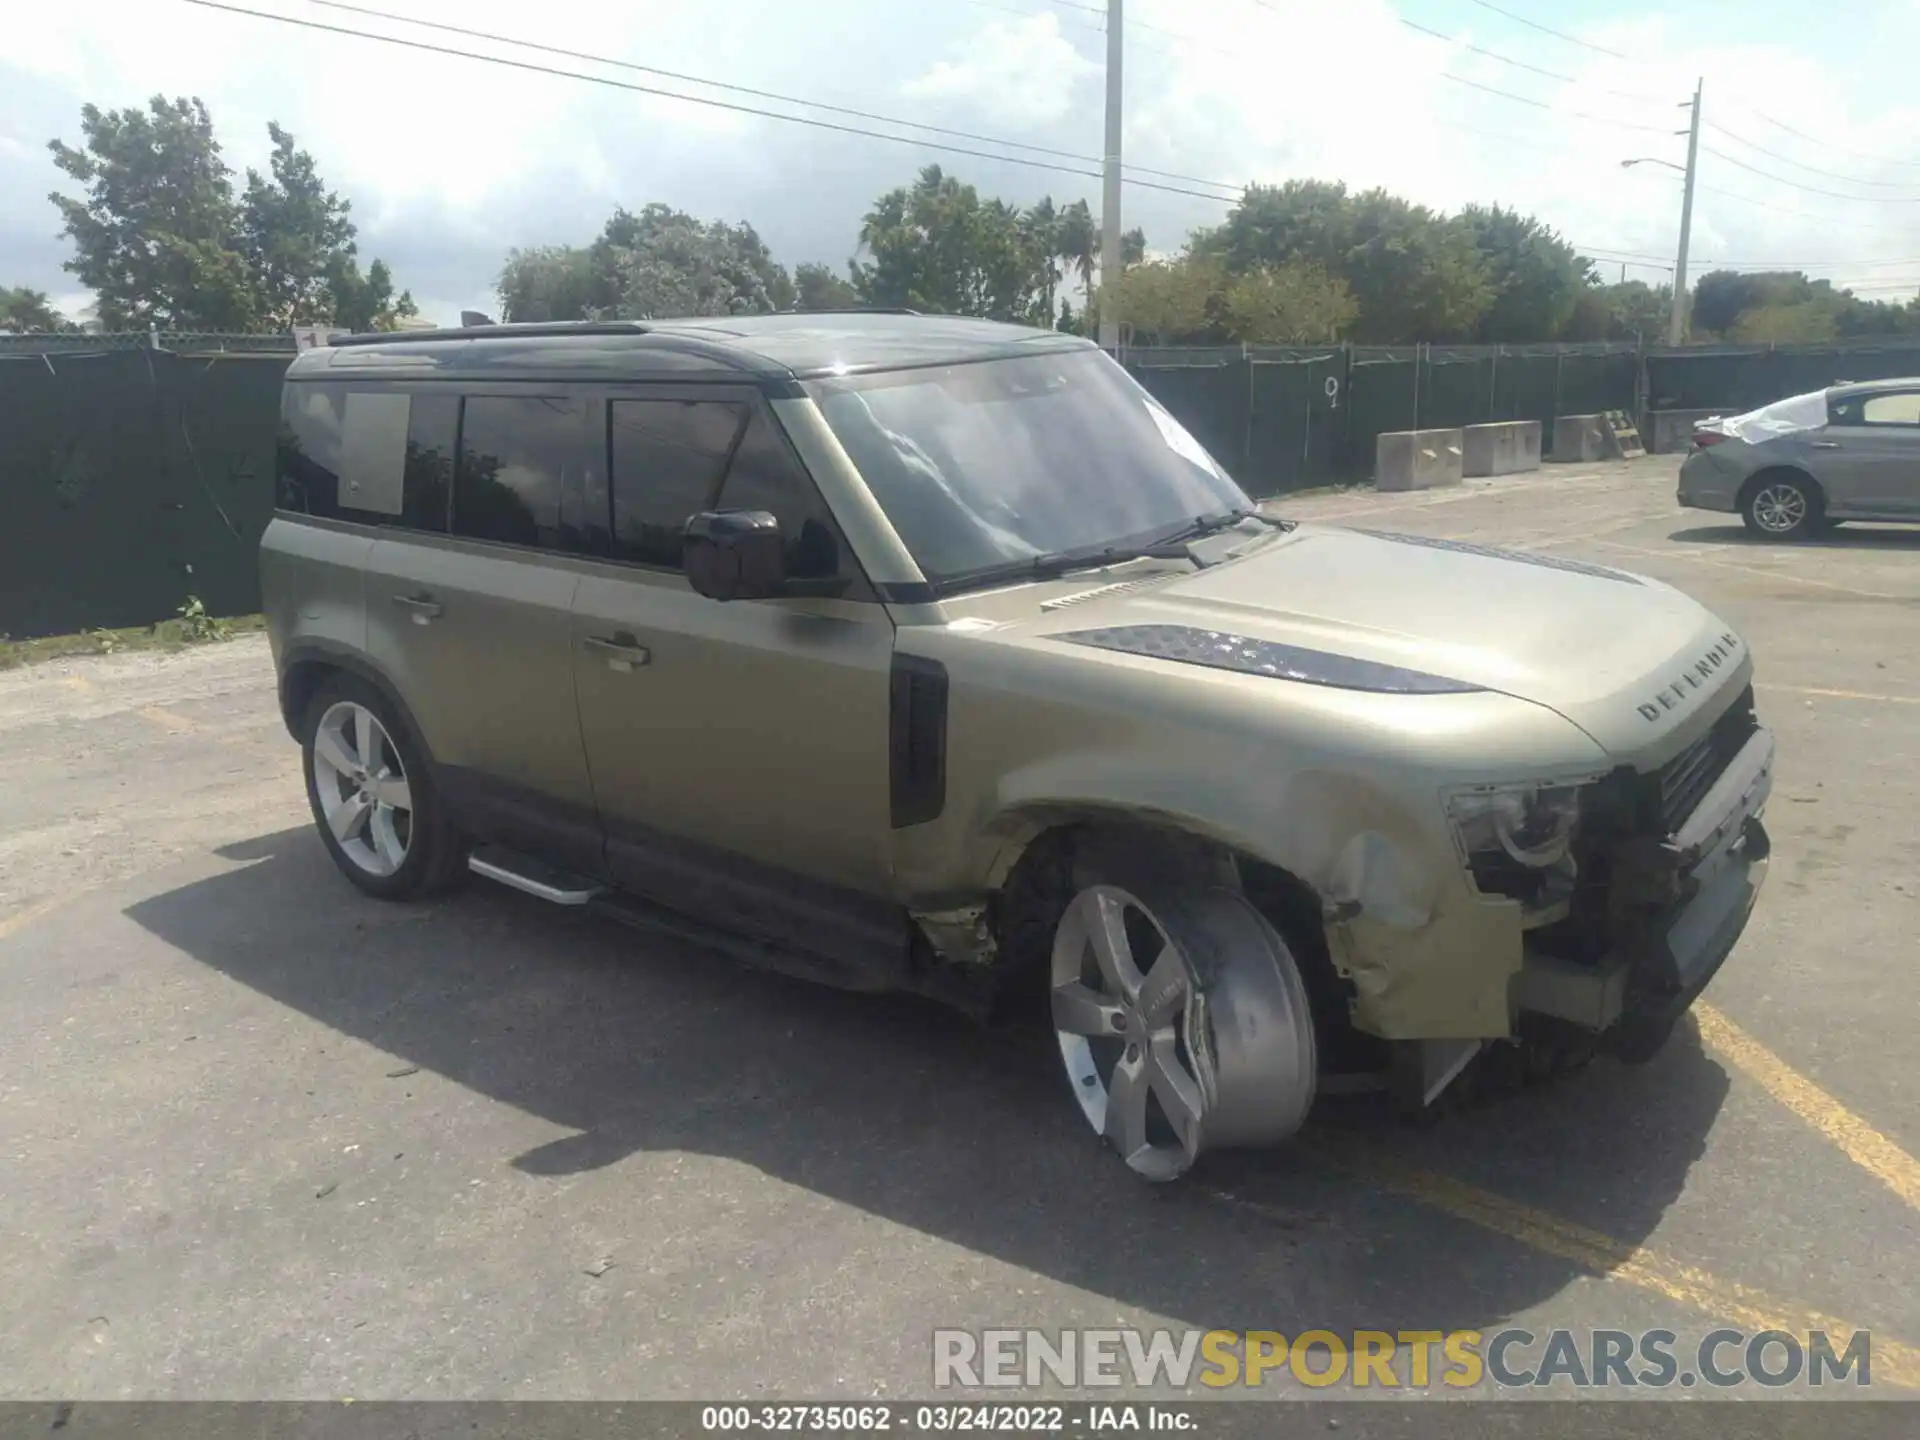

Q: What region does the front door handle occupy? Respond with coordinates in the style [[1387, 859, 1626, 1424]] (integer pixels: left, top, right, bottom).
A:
[[1811, 441, 1842, 450], [583, 634, 651, 671], [392, 593, 443, 623]]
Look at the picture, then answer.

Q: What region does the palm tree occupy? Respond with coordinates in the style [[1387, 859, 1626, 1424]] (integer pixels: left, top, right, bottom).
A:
[[1058, 200, 1097, 315], [1023, 197, 1062, 327]]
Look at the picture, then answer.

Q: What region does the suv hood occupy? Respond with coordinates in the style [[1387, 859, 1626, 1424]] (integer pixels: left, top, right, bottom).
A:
[[1025, 524, 1749, 760]]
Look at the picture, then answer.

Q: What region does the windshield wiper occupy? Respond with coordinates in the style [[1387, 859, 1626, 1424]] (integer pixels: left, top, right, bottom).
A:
[[935, 509, 1290, 596]]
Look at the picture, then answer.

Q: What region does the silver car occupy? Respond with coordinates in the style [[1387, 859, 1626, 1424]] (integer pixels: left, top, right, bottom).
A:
[[1676, 378, 1920, 538]]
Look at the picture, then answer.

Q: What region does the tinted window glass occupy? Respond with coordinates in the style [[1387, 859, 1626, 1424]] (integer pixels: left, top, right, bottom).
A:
[[277, 383, 348, 516], [1860, 392, 1920, 426], [278, 384, 460, 532], [609, 398, 747, 565], [714, 408, 846, 580], [454, 396, 579, 548], [402, 393, 458, 532]]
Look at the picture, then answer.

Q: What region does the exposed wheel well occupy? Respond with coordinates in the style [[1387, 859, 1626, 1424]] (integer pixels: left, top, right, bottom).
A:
[[989, 820, 1370, 1063]]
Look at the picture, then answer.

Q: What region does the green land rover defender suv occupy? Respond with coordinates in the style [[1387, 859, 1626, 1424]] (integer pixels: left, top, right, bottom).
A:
[[261, 313, 1775, 1182]]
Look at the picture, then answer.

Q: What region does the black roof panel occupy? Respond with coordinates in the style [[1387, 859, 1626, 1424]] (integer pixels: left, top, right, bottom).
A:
[[288, 312, 1094, 383]]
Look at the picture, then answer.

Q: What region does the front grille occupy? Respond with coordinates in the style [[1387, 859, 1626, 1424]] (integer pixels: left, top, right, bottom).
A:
[[1653, 685, 1758, 834]]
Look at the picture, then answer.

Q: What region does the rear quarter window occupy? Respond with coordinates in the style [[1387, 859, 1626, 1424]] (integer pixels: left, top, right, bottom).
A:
[[276, 382, 458, 532]]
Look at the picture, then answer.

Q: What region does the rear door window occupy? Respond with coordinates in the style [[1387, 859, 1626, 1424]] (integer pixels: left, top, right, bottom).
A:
[[453, 395, 582, 549]]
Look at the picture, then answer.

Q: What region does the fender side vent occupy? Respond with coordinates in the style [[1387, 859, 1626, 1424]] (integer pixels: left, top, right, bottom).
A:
[[890, 655, 949, 828]]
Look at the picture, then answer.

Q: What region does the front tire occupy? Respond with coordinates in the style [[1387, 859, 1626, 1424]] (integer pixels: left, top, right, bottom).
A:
[[1048, 872, 1317, 1183], [1742, 473, 1820, 539], [302, 674, 465, 900]]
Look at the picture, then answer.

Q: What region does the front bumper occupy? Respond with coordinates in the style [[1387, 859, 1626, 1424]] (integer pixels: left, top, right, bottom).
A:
[[1513, 725, 1775, 1051]]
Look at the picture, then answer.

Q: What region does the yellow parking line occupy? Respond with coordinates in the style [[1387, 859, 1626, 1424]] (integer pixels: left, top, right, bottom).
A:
[[1756, 683, 1920, 706], [1284, 1150, 1920, 1388], [1695, 1002, 1920, 1213], [1591, 539, 1903, 600], [138, 705, 203, 734], [0, 892, 79, 942]]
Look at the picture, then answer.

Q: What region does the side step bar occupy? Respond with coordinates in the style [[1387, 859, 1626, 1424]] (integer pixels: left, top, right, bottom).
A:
[[468, 846, 605, 906]]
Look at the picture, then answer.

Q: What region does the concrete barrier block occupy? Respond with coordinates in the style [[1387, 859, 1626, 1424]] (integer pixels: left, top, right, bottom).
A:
[[1375, 428, 1465, 492], [1550, 414, 1608, 462], [1462, 421, 1542, 477], [1648, 408, 1724, 454]]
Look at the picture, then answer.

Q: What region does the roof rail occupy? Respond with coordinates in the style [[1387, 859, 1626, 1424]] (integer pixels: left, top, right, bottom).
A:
[[326, 321, 652, 348], [779, 306, 923, 317]]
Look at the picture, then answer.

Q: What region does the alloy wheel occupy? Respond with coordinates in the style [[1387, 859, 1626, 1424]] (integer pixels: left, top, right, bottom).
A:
[[1751, 483, 1808, 534], [1051, 884, 1211, 1182], [311, 700, 414, 878]]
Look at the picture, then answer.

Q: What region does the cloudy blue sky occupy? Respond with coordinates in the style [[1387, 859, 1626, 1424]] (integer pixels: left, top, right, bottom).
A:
[[7, 0, 1920, 325]]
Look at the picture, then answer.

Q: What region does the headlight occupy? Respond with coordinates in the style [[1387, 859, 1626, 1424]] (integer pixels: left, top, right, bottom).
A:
[[1448, 784, 1582, 868], [1447, 784, 1584, 915]]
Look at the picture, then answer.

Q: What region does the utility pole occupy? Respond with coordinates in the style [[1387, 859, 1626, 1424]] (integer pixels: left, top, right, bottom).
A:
[[1098, 0, 1124, 350], [1668, 77, 1702, 347]]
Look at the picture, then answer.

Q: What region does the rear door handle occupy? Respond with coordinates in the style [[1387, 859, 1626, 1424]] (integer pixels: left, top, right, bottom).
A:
[[1811, 441, 1842, 450], [583, 634, 651, 671], [392, 593, 443, 622]]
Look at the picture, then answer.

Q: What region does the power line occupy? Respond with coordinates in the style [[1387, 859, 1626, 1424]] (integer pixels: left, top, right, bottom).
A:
[[1737, 109, 1920, 173], [1705, 121, 1920, 192], [309, 0, 1240, 195], [1396, 16, 1668, 103], [1436, 71, 1675, 133], [1462, 0, 1631, 61], [1698, 143, 1920, 203], [181, 1, 1249, 205]]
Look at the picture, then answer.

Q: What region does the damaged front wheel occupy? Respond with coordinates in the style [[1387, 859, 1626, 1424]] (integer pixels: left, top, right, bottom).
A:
[[1050, 880, 1317, 1182]]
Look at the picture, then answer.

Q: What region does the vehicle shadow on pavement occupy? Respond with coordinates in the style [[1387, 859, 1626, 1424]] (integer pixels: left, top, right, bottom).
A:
[[126, 827, 1733, 1337], [1671, 523, 1920, 551]]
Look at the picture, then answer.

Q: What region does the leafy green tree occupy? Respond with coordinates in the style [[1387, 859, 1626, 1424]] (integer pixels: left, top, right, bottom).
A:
[[1194, 180, 1492, 342], [329, 257, 418, 331], [497, 245, 603, 322], [1461, 205, 1592, 342], [47, 96, 259, 329], [792, 261, 859, 310], [48, 98, 413, 332], [0, 286, 73, 332], [238, 123, 356, 326], [1096, 257, 1220, 344], [497, 205, 788, 321], [1220, 261, 1357, 343], [852, 166, 1051, 321]]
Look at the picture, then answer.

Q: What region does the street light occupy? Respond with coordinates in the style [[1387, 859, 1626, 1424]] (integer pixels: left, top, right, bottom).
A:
[[1621, 158, 1686, 175]]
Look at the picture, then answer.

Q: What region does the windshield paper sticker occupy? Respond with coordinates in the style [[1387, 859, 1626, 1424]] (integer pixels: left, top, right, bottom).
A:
[[1144, 398, 1222, 476]]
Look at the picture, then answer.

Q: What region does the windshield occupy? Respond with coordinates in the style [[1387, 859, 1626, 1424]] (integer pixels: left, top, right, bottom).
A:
[[804, 348, 1252, 591]]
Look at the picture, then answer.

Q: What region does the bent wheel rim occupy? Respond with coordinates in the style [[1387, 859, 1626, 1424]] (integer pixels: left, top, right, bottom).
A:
[[1751, 483, 1807, 533], [1050, 885, 1210, 1182], [311, 701, 413, 878]]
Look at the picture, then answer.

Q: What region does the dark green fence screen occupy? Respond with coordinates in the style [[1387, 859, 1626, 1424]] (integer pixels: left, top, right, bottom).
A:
[[1, 343, 292, 639], [8, 332, 1917, 640]]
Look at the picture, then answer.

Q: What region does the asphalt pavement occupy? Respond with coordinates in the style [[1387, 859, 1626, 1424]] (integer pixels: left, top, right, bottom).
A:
[[1, 456, 1916, 1407]]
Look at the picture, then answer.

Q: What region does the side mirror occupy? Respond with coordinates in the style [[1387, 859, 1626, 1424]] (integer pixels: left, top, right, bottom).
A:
[[683, 509, 786, 601]]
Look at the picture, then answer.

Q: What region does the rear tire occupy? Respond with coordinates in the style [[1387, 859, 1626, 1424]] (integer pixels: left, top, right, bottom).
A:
[[1741, 472, 1821, 540], [301, 674, 465, 900]]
